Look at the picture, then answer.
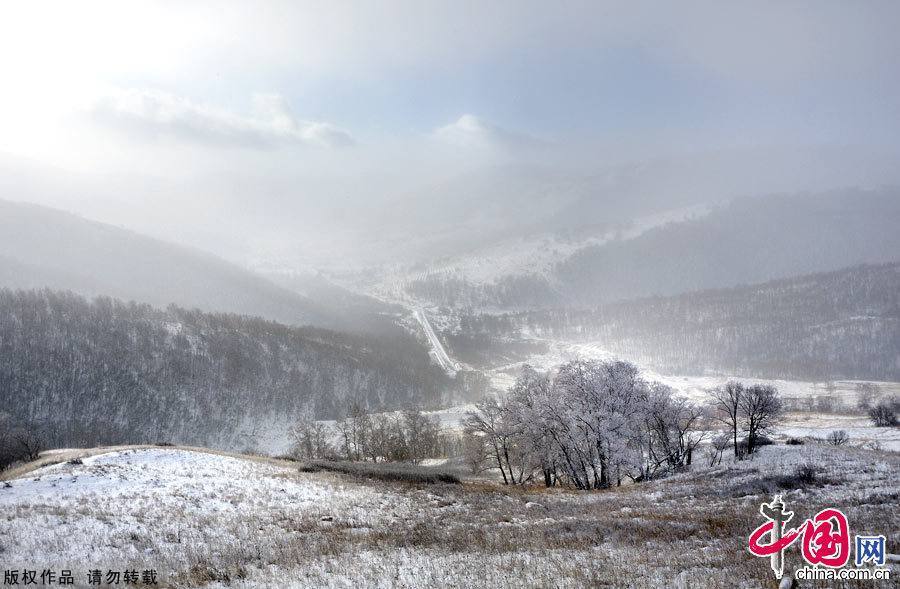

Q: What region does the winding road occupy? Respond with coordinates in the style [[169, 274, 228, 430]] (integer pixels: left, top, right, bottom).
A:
[[413, 307, 460, 375]]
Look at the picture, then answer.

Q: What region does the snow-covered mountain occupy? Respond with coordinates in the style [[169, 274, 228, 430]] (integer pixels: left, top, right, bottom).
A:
[[367, 188, 900, 312]]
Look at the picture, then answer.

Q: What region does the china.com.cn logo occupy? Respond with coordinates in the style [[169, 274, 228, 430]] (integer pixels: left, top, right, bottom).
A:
[[748, 495, 890, 582]]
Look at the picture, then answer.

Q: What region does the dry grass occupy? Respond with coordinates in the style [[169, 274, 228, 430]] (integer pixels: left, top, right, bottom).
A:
[[300, 460, 461, 484], [3, 443, 897, 588]]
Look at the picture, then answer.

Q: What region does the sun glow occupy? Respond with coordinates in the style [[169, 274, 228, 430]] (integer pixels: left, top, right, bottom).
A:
[[0, 1, 217, 162]]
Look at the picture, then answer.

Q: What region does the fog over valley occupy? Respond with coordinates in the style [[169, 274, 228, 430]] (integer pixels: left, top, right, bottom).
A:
[[1, 3, 899, 588]]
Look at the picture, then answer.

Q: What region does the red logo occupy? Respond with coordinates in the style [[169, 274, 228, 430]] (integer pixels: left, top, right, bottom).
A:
[[748, 496, 850, 579]]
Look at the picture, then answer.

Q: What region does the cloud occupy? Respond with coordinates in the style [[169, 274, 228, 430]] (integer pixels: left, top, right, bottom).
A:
[[89, 89, 354, 148], [433, 114, 542, 154]]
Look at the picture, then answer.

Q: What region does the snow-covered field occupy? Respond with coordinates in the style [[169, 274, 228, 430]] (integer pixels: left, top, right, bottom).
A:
[[0, 449, 417, 586], [1, 445, 897, 588]]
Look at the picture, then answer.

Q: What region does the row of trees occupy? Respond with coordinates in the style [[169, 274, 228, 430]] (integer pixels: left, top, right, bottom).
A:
[[782, 382, 890, 415], [462, 360, 709, 489], [289, 404, 447, 464]]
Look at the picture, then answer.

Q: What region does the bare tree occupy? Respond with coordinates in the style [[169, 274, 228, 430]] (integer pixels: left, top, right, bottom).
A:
[[463, 398, 517, 485], [740, 384, 782, 455], [365, 414, 393, 463], [868, 397, 898, 427], [402, 408, 440, 464], [710, 381, 745, 459], [855, 382, 880, 414], [0, 424, 46, 468], [826, 430, 849, 446], [462, 432, 487, 474], [643, 389, 706, 478], [706, 434, 730, 467], [289, 416, 333, 460]]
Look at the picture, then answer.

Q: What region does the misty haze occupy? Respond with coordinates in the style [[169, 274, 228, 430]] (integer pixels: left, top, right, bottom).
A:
[[1, 2, 898, 588]]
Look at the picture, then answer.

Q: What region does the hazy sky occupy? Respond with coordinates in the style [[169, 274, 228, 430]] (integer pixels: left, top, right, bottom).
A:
[[1, 1, 899, 266]]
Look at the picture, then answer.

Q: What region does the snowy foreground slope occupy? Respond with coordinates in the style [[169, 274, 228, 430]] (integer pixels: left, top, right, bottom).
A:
[[1, 447, 897, 588]]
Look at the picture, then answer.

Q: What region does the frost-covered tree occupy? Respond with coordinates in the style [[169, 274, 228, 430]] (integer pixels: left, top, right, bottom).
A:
[[855, 382, 880, 413], [643, 387, 706, 478], [463, 398, 519, 484], [740, 384, 782, 455], [289, 414, 334, 460], [868, 397, 898, 427], [826, 430, 849, 446], [503, 366, 556, 486], [469, 360, 706, 490], [706, 434, 730, 467], [710, 381, 745, 458]]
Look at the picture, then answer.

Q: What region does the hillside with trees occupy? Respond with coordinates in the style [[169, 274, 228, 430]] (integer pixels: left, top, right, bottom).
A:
[[0, 289, 480, 452], [448, 263, 900, 380]]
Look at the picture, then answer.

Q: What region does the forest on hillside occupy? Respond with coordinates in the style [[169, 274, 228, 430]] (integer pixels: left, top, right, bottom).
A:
[[447, 263, 900, 381], [0, 289, 483, 450]]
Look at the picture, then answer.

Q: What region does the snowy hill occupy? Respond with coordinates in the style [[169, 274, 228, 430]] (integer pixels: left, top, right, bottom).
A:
[[0, 289, 462, 454], [1, 445, 896, 587]]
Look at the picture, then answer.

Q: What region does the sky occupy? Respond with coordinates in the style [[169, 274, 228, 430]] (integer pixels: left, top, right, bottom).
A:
[[1, 0, 899, 267]]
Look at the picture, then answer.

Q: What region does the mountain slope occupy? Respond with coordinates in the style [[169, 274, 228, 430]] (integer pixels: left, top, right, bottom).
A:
[[554, 189, 900, 305], [392, 189, 900, 312], [449, 263, 900, 380], [0, 289, 463, 453], [0, 199, 332, 327]]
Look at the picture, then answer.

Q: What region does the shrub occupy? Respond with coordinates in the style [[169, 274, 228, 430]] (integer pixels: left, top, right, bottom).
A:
[[826, 430, 850, 446], [868, 399, 898, 427], [737, 434, 774, 454], [785, 437, 805, 446], [0, 424, 46, 470], [795, 463, 818, 485], [300, 460, 461, 484], [274, 454, 299, 462]]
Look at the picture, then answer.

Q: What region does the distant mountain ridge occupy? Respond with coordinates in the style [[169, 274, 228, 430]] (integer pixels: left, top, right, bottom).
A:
[[399, 188, 900, 311], [0, 199, 334, 327], [554, 188, 900, 306]]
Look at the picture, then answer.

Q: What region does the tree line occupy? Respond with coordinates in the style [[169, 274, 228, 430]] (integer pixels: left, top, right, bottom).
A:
[[289, 403, 449, 464]]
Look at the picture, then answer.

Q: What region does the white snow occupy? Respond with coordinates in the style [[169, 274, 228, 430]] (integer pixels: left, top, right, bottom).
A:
[[0, 449, 416, 576], [1, 443, 896, 588]]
